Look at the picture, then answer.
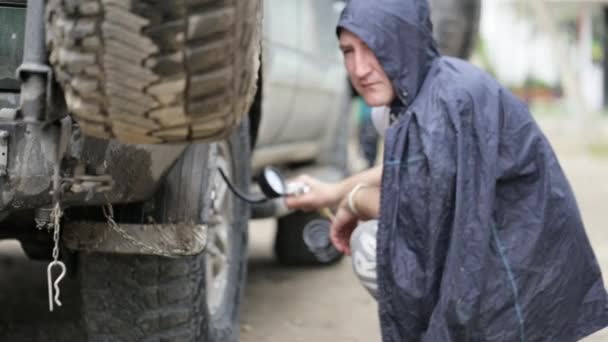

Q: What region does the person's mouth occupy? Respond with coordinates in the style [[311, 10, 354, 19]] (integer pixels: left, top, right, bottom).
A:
[[361, 82, 378, 89]]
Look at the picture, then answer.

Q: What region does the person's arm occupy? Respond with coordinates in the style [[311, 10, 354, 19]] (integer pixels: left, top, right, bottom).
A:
[[336, 164, 383, 195], [349, 185, 380, 220], [284, 165, 382, 211], [329, 184, 380, 255]]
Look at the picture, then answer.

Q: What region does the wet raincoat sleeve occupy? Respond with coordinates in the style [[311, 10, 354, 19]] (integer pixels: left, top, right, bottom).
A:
[[377, 71, 608, 341]]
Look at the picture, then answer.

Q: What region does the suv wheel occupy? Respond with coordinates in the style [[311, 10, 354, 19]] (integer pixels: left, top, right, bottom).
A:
[[77, 121, 250, 341], [45, 0, 261, 144], [275, 211, 343, 266]]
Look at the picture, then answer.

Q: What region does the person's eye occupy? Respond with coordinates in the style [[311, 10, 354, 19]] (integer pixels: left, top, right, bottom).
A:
[[342, 49, 353, 55]]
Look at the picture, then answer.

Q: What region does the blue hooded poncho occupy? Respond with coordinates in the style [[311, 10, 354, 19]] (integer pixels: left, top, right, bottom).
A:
[[338, 1, 608, 341]]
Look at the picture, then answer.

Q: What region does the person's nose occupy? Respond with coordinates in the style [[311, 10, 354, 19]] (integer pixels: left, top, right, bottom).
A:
[[354, 52, 372, 79]]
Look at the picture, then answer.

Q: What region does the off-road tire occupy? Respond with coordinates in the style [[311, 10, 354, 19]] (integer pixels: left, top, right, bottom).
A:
[[45, 0, 262, 144], [78, 122, 250, 341], [275, 211, 344, 266], [430, 0, 481, 59]]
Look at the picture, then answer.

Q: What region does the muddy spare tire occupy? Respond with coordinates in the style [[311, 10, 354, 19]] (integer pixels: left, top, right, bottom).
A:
[[429, 0, 481, 59], [45, 0, 262, 144]]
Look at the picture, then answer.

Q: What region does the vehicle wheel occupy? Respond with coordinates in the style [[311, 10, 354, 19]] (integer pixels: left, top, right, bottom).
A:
[[78, 122, 250, 341], [275, 211, 343, 266], [45, 0, 261, 144], [429, 0, 481, 59]]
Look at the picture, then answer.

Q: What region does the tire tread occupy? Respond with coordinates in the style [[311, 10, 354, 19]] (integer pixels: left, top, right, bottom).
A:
[[46, 0, 261, 143]]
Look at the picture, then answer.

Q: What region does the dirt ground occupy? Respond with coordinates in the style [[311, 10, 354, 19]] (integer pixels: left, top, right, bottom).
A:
[[0, 121, 607, 341], [241, 220, 380, 342]]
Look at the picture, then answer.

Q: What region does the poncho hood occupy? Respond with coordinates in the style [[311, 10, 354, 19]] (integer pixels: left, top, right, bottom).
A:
[[337, 0, 440, 108]]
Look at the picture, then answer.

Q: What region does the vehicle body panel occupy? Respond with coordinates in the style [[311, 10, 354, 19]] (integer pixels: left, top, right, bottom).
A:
[[0, 4, 25, 91], [0, 120, 185, 216], [284, 0, 345, 142], [254, 0, 349, 168], [0, 93, 18, 110], [256, 0, 299, 147]]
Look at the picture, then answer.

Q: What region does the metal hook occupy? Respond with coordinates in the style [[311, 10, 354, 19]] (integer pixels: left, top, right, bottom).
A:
[[47, 260, 66, 312]]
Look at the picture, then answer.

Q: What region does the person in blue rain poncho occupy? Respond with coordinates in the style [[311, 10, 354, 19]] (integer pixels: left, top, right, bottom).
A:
[[285, 0, 608, 340]]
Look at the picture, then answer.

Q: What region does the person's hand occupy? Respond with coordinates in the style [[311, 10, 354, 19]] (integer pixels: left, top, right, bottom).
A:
[[284, 175, 342, 211], [329, 198, 359, 256]]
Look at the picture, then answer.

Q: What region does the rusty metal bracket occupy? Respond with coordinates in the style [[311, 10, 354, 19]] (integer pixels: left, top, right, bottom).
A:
[[17, 62, 54, 110], [0, 130, 9, 176], [61, 175, 115, 197]]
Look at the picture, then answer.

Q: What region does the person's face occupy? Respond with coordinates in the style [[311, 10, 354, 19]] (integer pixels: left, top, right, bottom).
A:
[[339, 30, 395, 107]]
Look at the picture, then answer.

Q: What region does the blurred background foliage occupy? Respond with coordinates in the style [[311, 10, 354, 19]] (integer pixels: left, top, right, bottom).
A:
[[471, 0, 608, 157]]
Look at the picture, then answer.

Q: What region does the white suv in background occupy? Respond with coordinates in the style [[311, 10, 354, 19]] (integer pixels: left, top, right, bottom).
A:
[[253, 0, 481, 265]]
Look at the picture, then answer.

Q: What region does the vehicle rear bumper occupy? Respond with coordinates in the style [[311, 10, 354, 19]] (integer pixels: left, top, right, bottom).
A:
[[0, 119, 186, 217]]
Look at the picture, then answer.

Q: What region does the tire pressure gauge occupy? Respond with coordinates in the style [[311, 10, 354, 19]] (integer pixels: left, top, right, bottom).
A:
[[218, 166, 309, 203], [219, 166, 340, 261], [257, 166, 287, 198]]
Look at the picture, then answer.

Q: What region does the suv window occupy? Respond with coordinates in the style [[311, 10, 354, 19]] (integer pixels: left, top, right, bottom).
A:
[[0, 3, 26, 91]]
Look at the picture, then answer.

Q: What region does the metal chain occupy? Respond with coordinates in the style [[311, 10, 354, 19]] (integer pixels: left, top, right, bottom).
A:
[[102, 202, 206, 257], [47, 152, 67, 312], [101, 203, 169, 257], [51, 203, 62, 261]]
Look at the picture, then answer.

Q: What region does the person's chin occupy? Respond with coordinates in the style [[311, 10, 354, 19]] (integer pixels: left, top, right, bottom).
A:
[[364, 94, 388, 107]]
